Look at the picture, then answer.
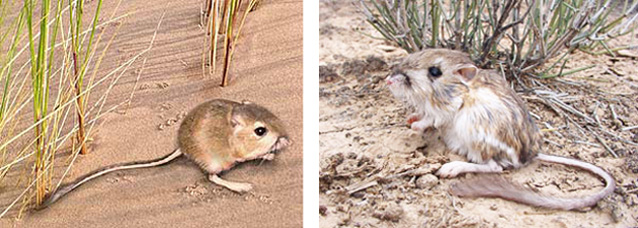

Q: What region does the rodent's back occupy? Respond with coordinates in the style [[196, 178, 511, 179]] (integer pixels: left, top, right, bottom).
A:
[[455, 69, 541, 166], [178, 99, 238, 172]]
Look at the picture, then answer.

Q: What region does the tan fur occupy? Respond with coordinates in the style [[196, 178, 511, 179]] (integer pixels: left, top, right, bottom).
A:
[[386, 49, 615, 210], [178, 99, 289, 173], [175, 98, 290, 183]]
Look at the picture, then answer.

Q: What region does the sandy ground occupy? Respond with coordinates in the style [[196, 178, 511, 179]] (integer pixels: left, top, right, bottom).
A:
[[0, 0, 302, 227], [319, 1, 638, 227]]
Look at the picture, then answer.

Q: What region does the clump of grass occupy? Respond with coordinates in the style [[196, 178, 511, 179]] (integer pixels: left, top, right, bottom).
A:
[[69, 0, 103, 155], [0, 0, 143, 216], [22, 0, 105, 206], [25, 0, 62, 206], [360, 0, 638, 77], [202, 0, 260, 86]]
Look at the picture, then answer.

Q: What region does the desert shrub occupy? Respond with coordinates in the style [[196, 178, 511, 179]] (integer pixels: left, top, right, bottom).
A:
[[360, 0, 638, 78]]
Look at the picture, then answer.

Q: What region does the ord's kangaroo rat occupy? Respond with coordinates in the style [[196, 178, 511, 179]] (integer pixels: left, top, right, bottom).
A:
[[39, 99, 289, 209], [386, 49, 615, 210]]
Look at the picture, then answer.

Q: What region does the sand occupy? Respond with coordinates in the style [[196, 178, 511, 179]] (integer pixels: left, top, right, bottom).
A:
[[319, 1, 638, 227], [0, 0, 302, 227]]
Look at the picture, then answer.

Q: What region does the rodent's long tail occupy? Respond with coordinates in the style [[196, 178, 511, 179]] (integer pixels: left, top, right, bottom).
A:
[[450, 153, 615, 210], [37, 148, 183, 210]]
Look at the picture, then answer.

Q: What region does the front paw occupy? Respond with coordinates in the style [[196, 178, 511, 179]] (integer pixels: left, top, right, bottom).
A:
[[261, 153, 275, 161], [436, 161, 466, 178], [407, 113, 422, 125], [410, 121, 432, 132]]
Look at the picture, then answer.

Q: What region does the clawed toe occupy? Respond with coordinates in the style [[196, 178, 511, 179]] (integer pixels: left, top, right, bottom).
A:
[[261, 153, 275, 161]]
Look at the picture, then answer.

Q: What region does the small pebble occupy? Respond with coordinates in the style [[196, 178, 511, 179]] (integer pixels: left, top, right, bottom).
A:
[[415, 174, 438, 190], [351, 191, 365, 198], [373, 203, 404, 222], [319, 205, 328, 216]]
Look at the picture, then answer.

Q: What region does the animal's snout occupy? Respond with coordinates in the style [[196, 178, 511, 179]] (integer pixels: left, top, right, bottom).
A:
[[386, 69, 406, 86]]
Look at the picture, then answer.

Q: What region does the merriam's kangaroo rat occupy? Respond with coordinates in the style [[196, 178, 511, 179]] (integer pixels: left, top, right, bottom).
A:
[[39, 99, 289, 209], [386, 49, 615, 210]]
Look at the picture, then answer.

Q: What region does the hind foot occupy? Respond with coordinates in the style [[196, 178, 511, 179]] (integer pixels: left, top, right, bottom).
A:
[[436, 160, 503, 178], [208, 174, 253, 193]]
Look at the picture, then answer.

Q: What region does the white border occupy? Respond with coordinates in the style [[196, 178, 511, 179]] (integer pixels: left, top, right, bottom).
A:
[[303, 0, 319, 227]]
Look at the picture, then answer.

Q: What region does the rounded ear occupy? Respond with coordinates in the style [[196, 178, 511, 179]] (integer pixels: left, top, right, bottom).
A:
[[241, 100, 252, 105], [454, 64, 478, 82]]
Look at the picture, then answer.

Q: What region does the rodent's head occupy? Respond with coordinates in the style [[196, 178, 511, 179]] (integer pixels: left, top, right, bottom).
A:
[[386, 49, 478, 109], [229, 101, 290, 157]]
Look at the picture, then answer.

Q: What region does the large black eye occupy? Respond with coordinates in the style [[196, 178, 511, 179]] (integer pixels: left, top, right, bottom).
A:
[[254, 127, 268, 136], [428, 66, 442, 78]]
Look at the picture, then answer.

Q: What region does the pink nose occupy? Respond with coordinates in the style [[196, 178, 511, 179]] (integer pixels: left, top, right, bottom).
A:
[[386, 79, 393, 85]]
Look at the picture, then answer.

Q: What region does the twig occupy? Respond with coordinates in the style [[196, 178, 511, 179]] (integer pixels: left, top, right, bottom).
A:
[[586, 126, 618, 158], [346, 176, 380, 195], [566, 117, 587, 139], [598, 128, 638, 147], [386, 164, 441, 179], [525, 96, 565, 119], [446, 192, 466, 217], [592, 101, 602, 127], [574, 140, 600, 147], [541, 65, 595, 79], [548, 96, 595, 123], [543, 122, 563, 138], [544, 138, 563, 148], [478, 0, 519, 64], [528, 111, 541, 120], [609, 104, 618, 121], [622, 126, 638, 131]]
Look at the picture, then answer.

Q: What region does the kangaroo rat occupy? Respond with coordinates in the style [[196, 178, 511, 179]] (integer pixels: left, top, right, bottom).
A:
[[39, 99, 289, 209], [386, 49, 615, 210]]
